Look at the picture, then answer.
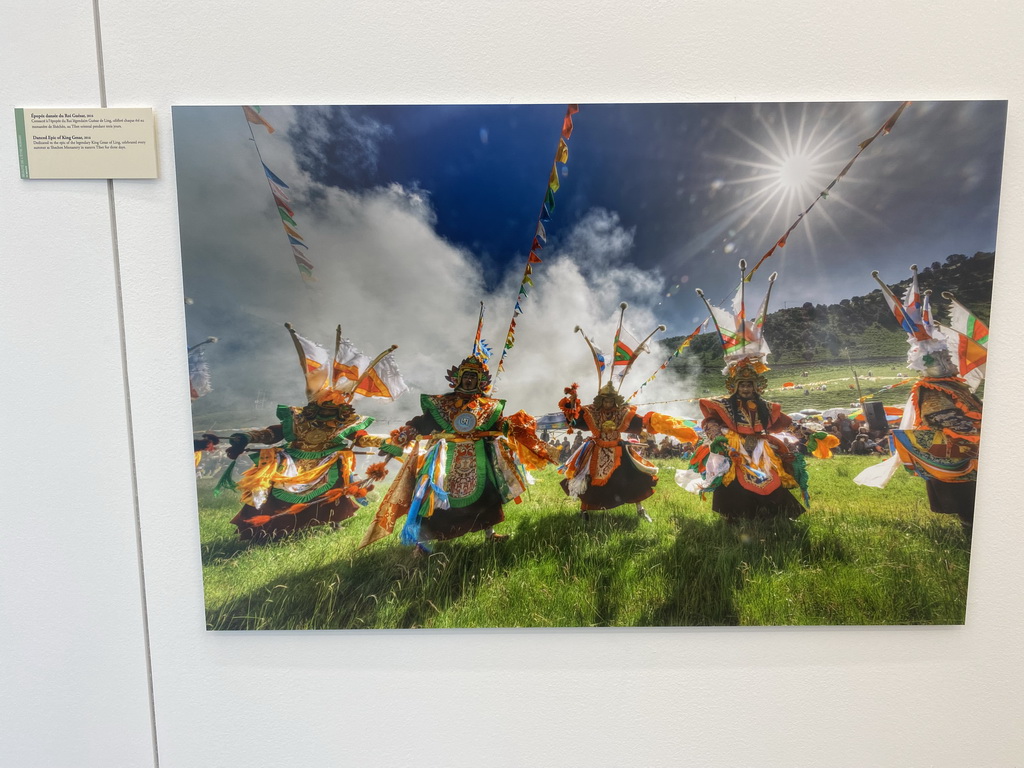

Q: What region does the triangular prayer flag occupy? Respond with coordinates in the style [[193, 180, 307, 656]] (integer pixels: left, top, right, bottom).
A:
[[544, 187, 556, 211], [269, 181, 290, 202], [528, 251, 542, 264], [278, 207, 297, 226], [531, 237, 543, 251], [548, 164, 560, 193], [284, 224, 303, 240], [288, 235, 308, 249], [540, 204, 551, 222], [525, 264, 533, 276], [262, 163, 288, 188], [274, 196, 294, 217], [535, 221, 547, 243], [523, 276, 533, 287], [293, 251, 314, 269]]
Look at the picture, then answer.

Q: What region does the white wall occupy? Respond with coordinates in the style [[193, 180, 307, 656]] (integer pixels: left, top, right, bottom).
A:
[[3, 2, 1022, 766]]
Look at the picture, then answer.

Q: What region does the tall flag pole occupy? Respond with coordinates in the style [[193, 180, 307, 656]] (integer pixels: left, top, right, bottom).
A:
[[633, 102, 913, 397], [241, 106, 317, 286], [496, 105, 579, 379]]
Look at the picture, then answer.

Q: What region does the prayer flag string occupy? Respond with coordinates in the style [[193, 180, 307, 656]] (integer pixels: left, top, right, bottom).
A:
[[242, 106, 316, 285], [496, 105, 579, 377]]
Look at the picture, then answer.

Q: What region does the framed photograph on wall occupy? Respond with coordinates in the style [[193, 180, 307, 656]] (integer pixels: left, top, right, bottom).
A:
[[173, 101, 1005, 629]]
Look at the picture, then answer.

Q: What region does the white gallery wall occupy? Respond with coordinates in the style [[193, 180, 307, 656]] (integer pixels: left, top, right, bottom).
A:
[[3, 2, 1023, 766]]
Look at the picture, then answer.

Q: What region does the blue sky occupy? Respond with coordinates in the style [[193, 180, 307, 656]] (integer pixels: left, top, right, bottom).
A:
[[286, 101, 1005, 309], [173, 101, 1006, 426]]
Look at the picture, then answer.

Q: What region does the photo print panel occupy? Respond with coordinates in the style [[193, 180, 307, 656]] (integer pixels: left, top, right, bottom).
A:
[[173, 101, 1005, 629]]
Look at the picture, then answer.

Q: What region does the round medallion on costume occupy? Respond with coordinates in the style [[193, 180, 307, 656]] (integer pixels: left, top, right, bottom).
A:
[[453, 411, 478, 434]]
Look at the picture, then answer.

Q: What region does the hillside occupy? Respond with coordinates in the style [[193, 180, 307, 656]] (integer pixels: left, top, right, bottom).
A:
[[666, 251, 994, 371]]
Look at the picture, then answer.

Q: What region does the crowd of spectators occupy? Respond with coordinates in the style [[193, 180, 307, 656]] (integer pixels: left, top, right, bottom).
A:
[[795, 411, 890, 456]]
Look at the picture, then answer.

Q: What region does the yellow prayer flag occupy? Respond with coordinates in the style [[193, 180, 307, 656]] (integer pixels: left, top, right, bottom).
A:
[[243, 106, 275, 133], [555, 138, 569, 164]]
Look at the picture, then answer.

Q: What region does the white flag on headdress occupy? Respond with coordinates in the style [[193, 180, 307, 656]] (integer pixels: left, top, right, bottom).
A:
[[354, 351, 409, 401], [938, 325, 986, 392], [612, 326, 643, 385], [942, 296, 988, 391], [333, 336, 370, 386], [293, 331, 331, 393]]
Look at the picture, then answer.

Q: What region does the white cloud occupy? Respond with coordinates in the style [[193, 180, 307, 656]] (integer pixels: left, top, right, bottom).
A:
[[180, 107, 700, 434]]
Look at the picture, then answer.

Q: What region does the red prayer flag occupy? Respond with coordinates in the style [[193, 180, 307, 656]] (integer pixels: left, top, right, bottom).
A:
[[561, 106, 577, 139]]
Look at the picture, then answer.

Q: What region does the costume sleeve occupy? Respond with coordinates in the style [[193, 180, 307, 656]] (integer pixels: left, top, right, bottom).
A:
[[247, 425, 284, 445], [354, 433, 385, 448], [643, 412, 699, 443], [766, 404, 793, 432], [503, 410, 552, 470], [623, 414, 645, 435], [379, 412, 442, 457], [408, 412, 441, 435]]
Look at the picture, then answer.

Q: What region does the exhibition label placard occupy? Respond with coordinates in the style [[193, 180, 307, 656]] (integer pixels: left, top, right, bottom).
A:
[[15, 107, 157, 179]]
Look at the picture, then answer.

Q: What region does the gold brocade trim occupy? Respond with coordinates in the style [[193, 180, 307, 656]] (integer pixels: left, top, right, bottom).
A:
[[427, 431, 504, 441], [355, 434, 386, 448]]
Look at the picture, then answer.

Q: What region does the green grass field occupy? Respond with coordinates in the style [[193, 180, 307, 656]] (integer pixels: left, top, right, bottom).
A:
[[198, 455, 971, 630]]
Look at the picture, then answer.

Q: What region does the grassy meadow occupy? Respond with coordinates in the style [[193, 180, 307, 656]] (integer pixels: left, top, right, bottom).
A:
[[198, 454, 971, 630], [693, 357, 919, 413]]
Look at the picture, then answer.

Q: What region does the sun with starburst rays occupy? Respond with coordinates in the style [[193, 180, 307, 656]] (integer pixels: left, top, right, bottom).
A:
[[709, 103, 859, 249]]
